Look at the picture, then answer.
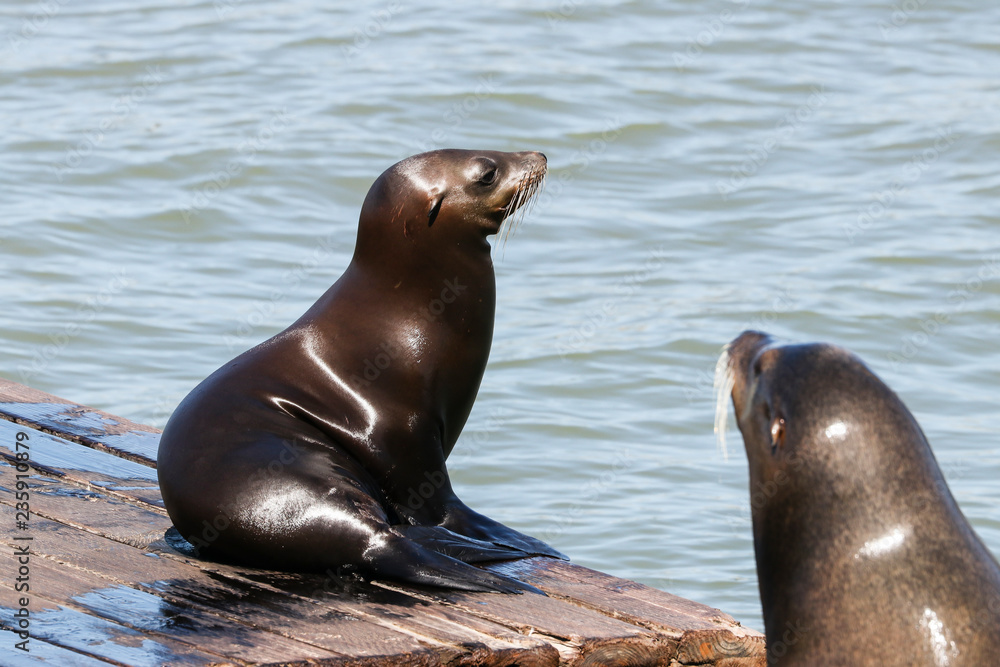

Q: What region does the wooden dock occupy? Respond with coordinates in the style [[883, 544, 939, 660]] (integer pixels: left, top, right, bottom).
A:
[[0, 377, 765, 666]]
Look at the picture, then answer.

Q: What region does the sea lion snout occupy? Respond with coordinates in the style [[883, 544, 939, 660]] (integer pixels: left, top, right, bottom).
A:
[[725, 330, 774, 419], [727, 330, 772, 374]]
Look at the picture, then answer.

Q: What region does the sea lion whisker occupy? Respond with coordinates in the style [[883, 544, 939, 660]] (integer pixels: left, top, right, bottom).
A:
[[516, 171, 543, 225], [522, 173, 545, 233], [502, 173, 526, 217], [495, 161, 546, 259], [499, 218, 511, 259], [713, 344, 735, 460], [501, 174, 529, 258], [516, 174, 538, 228], [513, 174, 540, 237]]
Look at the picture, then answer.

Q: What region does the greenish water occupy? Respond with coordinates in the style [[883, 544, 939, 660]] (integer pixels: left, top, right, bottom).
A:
[[3, 1, 1000, 632]]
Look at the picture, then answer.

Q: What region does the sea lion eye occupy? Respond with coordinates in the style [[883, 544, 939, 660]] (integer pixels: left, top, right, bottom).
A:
[[479, 167, 498, 185]]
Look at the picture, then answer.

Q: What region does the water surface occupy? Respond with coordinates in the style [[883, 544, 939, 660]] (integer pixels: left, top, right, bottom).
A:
[[3, 0, 999, 630]]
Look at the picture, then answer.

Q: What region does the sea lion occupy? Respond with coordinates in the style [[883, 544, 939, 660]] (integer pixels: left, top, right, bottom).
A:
[[158, 149, 561, 593], [718, 331, 1000, 664]]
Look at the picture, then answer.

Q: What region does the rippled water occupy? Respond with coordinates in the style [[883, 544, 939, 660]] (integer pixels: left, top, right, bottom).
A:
[[3, 1, 999, 631]]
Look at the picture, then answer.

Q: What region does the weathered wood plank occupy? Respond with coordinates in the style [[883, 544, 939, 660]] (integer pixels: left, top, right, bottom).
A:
[[0, 629, 121, 667], [0, 419, 162, 511], [0, 379, 768, 665], [0, 469, 556, 666], [0, 376, 159, 466], [489, 559, 765, 664], [0, 455, 686, 665], [0, 502, 463, 665], [421, 586, 678, 662], [1, 448, 685, 665], [0, 547, 351, 665], [0, 578, 232, 666]]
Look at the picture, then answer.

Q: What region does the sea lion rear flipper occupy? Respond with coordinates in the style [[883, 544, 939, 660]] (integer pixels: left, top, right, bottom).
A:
[[438, 505, 569, 560], [488, 527, 568, 561], [375, 533, 545, 595], [398, 524, 529, 562]]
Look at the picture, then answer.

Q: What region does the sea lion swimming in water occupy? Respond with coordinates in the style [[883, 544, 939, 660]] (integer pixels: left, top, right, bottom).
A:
[[718, 331, 1000, 664], [158, 149, 561, 593]]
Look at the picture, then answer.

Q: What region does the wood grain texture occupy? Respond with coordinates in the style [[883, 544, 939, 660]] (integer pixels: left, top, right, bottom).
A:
[[0, 376, 160, 466], [0, 547, 345, 664], [0, 574, 234, 666], [0, 420, 163, 512], [0, 630, 122, 667], [488, 559, 765, 663], [0, 380, 766, 665], [0, 485, 550, 665]]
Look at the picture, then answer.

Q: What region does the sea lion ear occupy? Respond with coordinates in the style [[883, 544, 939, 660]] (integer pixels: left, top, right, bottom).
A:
[[770, 415, 786, 453], [428, 194, 444, 226]]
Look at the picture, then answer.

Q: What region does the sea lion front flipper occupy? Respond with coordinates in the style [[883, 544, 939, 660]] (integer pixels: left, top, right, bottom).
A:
[[397, 524, 529, 562]]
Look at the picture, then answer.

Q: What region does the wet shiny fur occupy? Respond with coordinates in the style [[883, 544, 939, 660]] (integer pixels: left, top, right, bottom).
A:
[[723, 331, 1000, 664], [158, 150, 560, 593]]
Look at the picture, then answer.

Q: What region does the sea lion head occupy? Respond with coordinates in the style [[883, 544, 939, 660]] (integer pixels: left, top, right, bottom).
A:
[[719, 330, 1000, 663], [723, 331, 930, 501], [356, 149, 546, 258]]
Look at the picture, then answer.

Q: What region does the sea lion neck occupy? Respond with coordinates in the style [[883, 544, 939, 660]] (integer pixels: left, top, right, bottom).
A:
[[342, 246, 497, 324]]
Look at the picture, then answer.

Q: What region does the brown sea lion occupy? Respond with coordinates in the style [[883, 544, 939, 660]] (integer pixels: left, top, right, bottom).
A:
[[719, 331, 1000, 664], [158, 149, 560, 593]]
